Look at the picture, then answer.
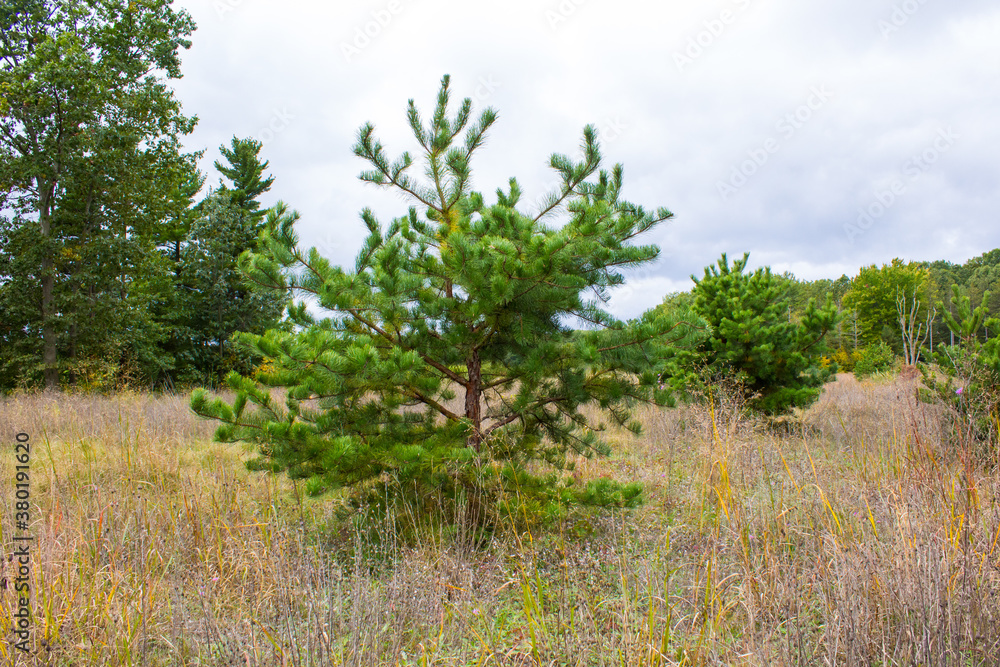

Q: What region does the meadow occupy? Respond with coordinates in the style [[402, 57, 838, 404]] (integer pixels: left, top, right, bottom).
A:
[[1, 373, 999, 666]]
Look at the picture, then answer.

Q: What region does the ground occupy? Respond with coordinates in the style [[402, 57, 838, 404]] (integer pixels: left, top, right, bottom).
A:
[[0, 373, 998, 665]]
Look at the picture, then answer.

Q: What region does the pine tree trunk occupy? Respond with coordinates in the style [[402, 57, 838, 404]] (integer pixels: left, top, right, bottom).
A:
[[465, 348, 482, 451]]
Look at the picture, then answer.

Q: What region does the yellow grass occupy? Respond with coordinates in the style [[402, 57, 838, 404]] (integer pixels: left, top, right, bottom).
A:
[[1, 375, 999, 666]]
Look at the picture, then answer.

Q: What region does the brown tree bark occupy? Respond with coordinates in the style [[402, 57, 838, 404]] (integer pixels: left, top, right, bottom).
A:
[[37, 177, 58, 389], [465, 348, 482, 451]]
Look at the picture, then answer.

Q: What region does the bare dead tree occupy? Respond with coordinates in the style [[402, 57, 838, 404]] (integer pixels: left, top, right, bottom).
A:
[[897, 287, 936, 365]]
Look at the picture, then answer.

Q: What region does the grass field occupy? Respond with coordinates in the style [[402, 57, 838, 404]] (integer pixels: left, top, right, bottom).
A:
[[1, 373, 999, 666]]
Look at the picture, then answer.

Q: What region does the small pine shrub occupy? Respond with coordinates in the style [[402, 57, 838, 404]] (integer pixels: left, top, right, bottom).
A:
[[852, 341, 896, 379], [657, 253, 838, 415]]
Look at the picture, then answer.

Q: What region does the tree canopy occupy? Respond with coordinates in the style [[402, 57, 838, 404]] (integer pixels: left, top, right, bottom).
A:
[[0, 0, 197, 388], [842, 259, 931, 352]]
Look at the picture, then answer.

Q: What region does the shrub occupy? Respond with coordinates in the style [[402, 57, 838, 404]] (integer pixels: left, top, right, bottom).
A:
[[831, 346, 855, 372], [852, 340, 896, 379]]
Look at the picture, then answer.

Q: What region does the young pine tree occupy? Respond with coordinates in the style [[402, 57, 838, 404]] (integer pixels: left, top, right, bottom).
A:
[[660, 253, 839, 415], [191, 76, 700, 521]]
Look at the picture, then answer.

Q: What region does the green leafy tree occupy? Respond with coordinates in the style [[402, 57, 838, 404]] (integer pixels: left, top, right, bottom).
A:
[[191, 76, 700, 522], [0, 0, 197, 388], [660, 253, 839, 415], [842, 259, 931, 352], [0, 213, 45, 386]]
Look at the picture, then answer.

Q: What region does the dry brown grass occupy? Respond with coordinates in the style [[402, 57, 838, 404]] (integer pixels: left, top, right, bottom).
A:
[[1, 375, 999, 666]]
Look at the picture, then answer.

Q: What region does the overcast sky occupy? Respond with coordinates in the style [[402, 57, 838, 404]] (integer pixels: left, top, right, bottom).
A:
[[171, 0, 1000, 318]]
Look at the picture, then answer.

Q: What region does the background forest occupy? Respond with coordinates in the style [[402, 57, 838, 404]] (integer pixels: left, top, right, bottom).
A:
[[1, 1, 998, 396]]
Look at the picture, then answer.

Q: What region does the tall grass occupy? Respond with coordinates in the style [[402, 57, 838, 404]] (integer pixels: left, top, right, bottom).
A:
[[0, 375, 998, 665]]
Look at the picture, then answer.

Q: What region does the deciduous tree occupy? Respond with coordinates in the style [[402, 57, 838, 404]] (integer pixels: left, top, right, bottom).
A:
[[842, 259, 930, 352], [0, 0, 197, 387]]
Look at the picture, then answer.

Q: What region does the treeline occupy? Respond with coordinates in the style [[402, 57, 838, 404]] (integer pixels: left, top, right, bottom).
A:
[[780, 250, 1000, 363], [2, 3, 996, 396], [0, 1, 286, 390], [660, 249, 1000, 366], [652, 250, 1000, 402], [0, 134, 288, 390]]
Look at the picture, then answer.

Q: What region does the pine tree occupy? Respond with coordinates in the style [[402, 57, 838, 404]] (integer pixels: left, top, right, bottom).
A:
[[660, 253, 839, 415], [921, 285, 1000, 454], [214, 137, 275, 221], [171, 192, 291, 384], [163, 139, 283, 385], [938, 285, 991, 347], [191, 75, 700, 520]]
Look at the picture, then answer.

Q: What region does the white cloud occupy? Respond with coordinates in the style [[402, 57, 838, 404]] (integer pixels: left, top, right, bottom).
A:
[[172, 0, 1000, 320]]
